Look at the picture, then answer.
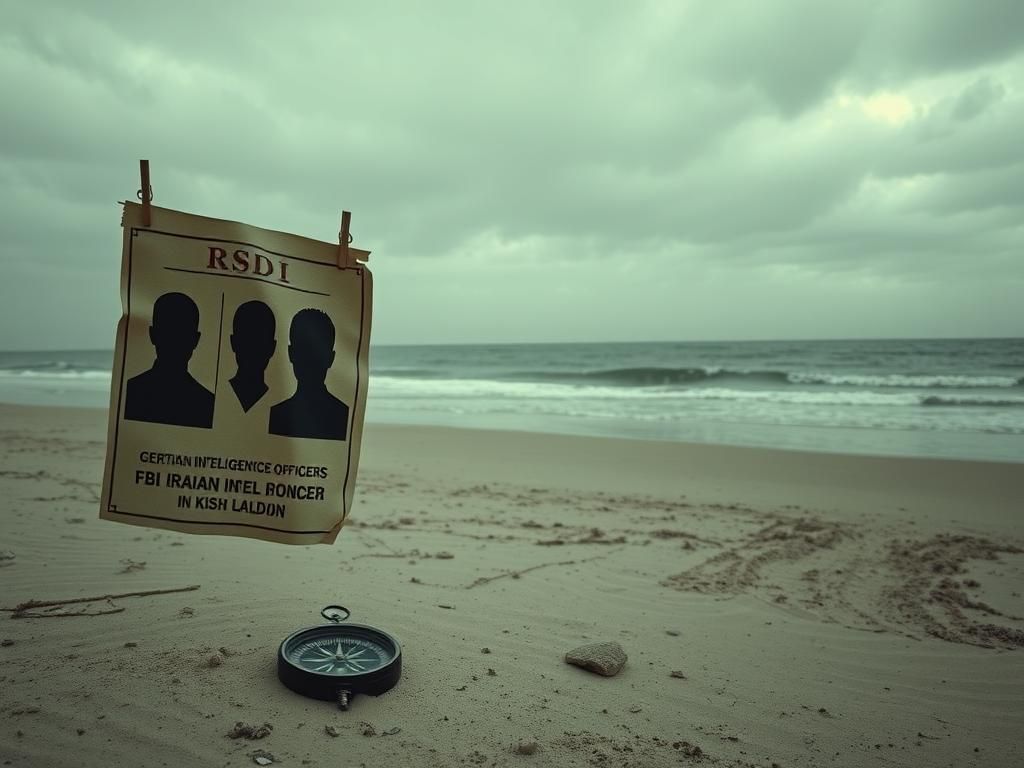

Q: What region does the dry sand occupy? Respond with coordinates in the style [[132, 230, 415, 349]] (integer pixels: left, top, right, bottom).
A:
[[1, 403, 1022, 767]]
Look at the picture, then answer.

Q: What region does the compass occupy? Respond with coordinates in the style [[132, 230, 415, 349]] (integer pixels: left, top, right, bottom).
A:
[[277, 605, 402, 709]]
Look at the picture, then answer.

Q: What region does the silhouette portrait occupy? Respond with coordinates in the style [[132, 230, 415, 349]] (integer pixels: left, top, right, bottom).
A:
[[124, 292, 215, 428], [269, 308, 349, 441], [228, 300, 276, 412]]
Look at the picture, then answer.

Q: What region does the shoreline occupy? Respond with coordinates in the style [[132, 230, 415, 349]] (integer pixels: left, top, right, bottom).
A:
[[1, 402, 1022, 766]]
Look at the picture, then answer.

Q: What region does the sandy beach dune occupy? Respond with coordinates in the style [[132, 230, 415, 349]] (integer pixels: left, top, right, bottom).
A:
[[1, 403, 1022, 767]]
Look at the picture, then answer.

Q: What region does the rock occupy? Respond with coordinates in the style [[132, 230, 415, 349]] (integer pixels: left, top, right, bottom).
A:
[[360, 721, 376, 737], [1, 639, 14, 647], [669, 670, 687, 679], [513, 740, 539, 755], [481, 647, 491, 654], [123, 641, 138, 648], [564, 641, 627, 677], [325, 725, 340, 737]]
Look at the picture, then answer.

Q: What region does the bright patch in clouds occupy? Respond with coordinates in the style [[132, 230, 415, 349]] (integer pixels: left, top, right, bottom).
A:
[[861, 92, 916, 125]]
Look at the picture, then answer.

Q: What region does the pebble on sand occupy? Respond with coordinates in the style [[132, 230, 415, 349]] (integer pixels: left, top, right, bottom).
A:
[[564, 641, 627, 677], [513, 740, 539, 755]]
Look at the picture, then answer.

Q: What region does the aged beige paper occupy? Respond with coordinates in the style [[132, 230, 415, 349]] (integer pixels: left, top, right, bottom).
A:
[[99, 202, 372, 545]]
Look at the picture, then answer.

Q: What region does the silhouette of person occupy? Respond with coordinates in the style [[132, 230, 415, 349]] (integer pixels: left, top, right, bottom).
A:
[[124, 292, 215, 428], [269, 308, 349, 441], [228, 300, 276, 412]]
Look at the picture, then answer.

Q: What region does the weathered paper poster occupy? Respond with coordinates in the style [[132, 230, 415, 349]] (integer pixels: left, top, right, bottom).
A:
[[100, 202, 372, 545]]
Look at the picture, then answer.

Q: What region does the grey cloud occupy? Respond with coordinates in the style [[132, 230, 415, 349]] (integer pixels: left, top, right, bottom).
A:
[[951, 77, 1006, 122], [1, 0, 1022, 347]]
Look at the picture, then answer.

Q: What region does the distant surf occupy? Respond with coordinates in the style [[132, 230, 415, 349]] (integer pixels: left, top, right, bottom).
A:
[[2, 339, 1023, 461]]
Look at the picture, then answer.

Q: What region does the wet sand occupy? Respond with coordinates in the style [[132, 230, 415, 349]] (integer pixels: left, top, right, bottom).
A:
[[1, 403, 1022, 767]]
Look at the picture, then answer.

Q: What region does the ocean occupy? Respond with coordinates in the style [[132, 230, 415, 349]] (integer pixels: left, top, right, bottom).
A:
[[1, 338, 1022, 462]]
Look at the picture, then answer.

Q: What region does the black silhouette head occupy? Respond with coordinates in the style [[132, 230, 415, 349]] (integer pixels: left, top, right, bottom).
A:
[[230, 300, 276, 374], [149, 292, 201, 369], [288, 309, 335, 385]]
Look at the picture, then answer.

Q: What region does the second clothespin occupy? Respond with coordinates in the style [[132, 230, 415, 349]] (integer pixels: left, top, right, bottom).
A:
[[138, 159, 153, 227], [337, 210, 353, 269]]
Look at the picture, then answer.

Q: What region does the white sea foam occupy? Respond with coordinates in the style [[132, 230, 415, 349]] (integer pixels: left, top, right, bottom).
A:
[[0, 369, 112, 382], [787, 371, 1020, 388], [369, 376, 1024, 408]]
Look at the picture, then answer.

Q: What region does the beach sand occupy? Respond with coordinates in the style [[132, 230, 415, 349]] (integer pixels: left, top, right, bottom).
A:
[[1, 403, 1022, 767]]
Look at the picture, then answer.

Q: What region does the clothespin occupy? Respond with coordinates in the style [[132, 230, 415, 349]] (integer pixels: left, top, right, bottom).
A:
[[337, 210, 352, 268], [138, 160, 153, 227]]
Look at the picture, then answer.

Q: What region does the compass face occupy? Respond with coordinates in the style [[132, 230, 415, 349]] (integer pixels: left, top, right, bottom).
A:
[[282, 625, 399, 678], [290, 635, 389, 675]]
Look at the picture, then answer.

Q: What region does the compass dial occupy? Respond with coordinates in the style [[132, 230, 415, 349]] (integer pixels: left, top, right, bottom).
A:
[[291, 635, 389, 675]]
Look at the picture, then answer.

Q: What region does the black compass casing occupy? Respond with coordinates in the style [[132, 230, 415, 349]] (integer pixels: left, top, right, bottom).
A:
[[277, 621, 402, 703]]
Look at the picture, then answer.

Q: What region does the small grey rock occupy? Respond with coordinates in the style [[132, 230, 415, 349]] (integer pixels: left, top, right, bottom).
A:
[[513, 740, 539, 755], [564, 641, 627, 677], [325, 724, 340, 737]]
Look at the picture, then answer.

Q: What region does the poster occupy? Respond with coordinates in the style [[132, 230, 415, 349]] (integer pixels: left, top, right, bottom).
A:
[[99, 202, 372, 545]]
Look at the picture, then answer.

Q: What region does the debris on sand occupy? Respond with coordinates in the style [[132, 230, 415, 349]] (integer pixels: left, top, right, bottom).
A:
[[227, 722, 273, 740], [325, 725, 340, 737], [251, 749, 276, 765], [360, 721, 376, 736], [672, 741, 703, 757], [206, 653, 225, 668], [669, 670, 687, 679], [513, 740, 539, 755], [564, 641, 627, 677], [118, 559, 147, 574]]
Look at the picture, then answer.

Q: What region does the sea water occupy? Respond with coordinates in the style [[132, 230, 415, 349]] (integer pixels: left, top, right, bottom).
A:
[[1, 339, 1022, 462]]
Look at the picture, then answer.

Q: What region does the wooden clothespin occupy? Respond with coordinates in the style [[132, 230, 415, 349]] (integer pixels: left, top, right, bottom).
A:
[[337, 210, 352, 268], [138, 159, 153, 227]]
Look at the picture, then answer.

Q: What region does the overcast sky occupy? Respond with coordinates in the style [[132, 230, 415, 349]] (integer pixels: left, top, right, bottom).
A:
[[1, 0, 1022, 348]]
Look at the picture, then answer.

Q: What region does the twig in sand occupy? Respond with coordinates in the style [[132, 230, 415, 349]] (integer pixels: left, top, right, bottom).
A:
[[14, 606, 127, 619], [465, 551, 618, 589], [2, 584, 200, 618]]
